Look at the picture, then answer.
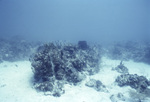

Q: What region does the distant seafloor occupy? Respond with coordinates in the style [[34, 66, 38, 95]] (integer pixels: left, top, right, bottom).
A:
[[0, 39, 150, 102]]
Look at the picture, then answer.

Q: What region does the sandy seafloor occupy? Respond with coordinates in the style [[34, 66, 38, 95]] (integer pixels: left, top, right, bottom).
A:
[[0, 57, 150, 102]]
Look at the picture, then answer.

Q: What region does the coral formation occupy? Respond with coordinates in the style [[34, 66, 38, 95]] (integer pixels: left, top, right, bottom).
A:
[[110, 93, 126, 102], [0, 38, 38, 62], [112, 61, 129, 74], [85, 79, 107, 92], [106, 41, 150, 64], [116, 74, 150, 93], [30, 41, 101, 96]]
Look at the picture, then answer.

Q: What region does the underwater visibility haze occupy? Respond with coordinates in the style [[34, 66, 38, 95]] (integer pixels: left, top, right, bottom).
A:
[[0, 0, 150, 43], [1, 1, 150, 102]]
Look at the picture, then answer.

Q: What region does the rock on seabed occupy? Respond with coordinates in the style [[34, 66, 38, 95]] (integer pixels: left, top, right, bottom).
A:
[[30, 41, 101, 97]]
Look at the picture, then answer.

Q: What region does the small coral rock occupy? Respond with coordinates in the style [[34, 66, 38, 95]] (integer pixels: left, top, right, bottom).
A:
[[85, 79, 107, 92], [112, 61, 128, 74], [116, 74, 150, 93]]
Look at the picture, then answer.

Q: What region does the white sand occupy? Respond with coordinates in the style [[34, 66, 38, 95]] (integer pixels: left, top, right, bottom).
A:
[[0, 57, 150, 102]]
